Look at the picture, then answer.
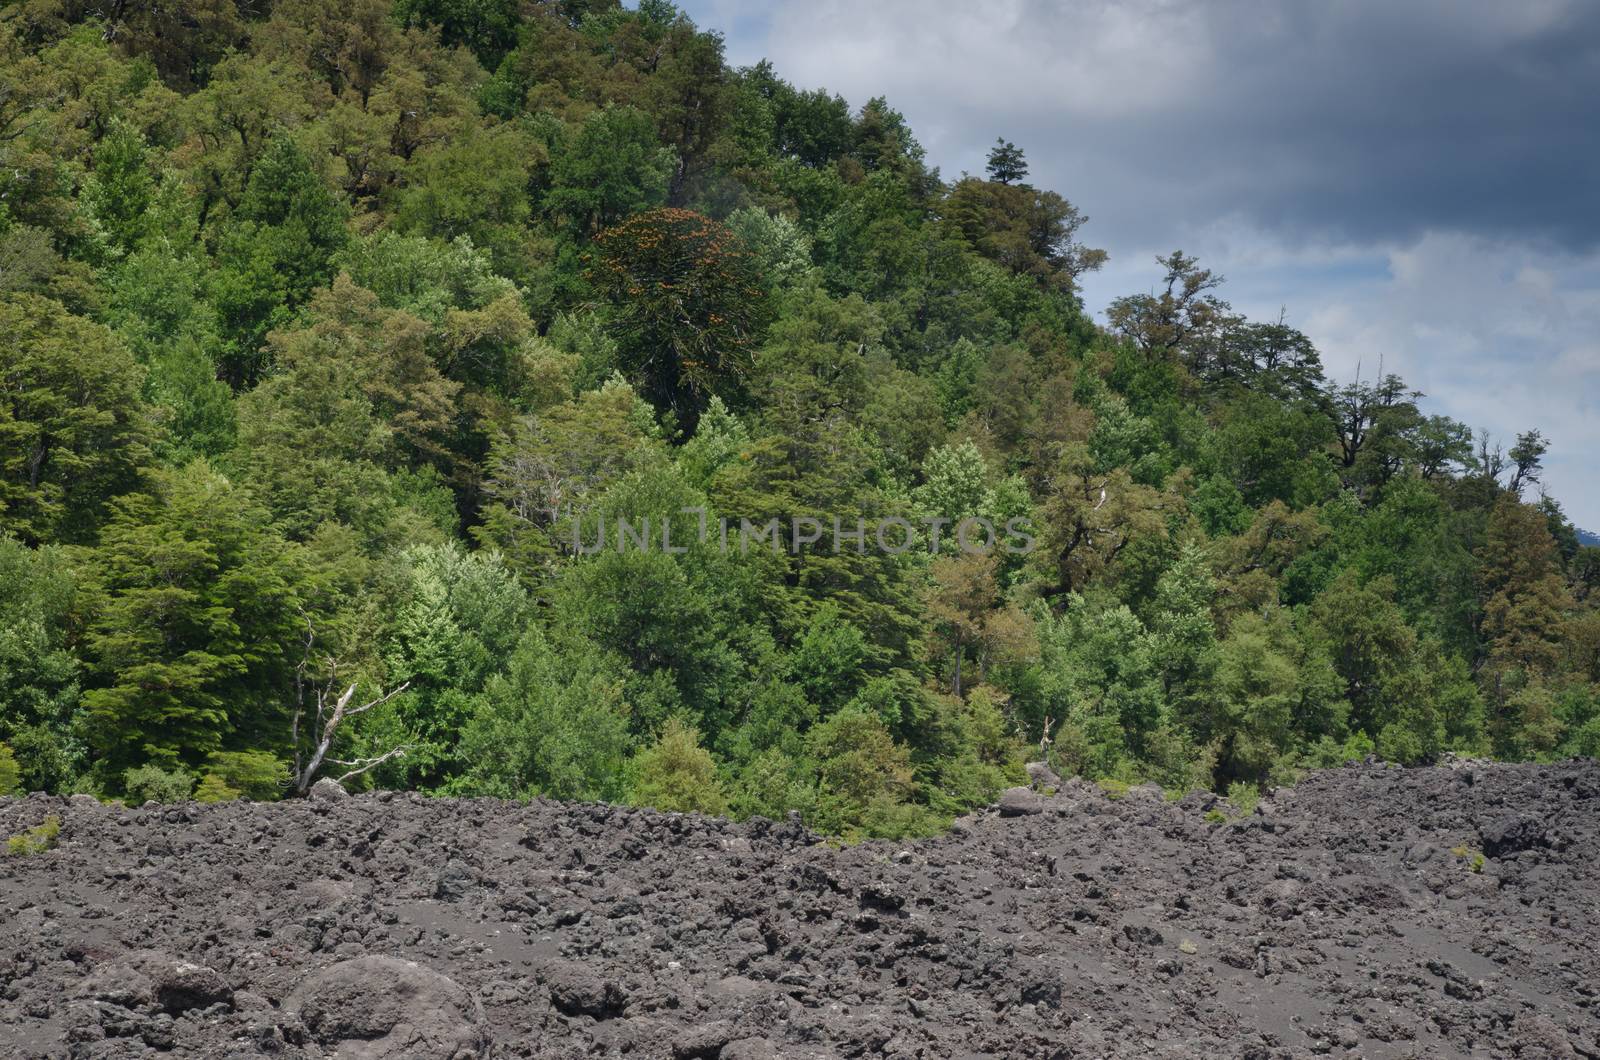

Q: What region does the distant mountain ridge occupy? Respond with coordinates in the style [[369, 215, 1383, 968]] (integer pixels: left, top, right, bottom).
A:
[[1579, 528, 1600, 548]]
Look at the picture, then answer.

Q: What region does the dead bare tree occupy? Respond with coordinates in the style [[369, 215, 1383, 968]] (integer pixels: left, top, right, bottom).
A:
[[290, 618, 411, 796]]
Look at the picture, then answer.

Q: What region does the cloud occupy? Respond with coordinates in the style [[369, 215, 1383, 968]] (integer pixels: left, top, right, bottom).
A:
[[677, 0, 1600, 526], [1284, 234, 1600, 521], [705, 0, 1600, 251]]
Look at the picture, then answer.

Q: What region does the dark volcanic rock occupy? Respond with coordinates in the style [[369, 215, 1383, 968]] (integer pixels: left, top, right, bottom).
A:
[[3, 760, 1599, 1059], [151, 957, 234, 1015], [997, 785, 1046, 816], [1025, 760, 1063, 790], [544, 962, 628, 1019], [288, 955, 486, 1058], [306, 777, 349, 802], [1479, 812, 1547, 858], [71, 950, 232, 1016]]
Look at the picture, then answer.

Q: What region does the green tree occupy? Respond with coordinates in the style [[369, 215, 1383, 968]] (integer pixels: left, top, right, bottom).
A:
[[1031, 445, 1169, 596], [641, 22, 731, 202], [82, 461, 308, 778], [456, 630, 631, 800], [212, 133, 350, 387], [1506, 429, 1548, 497], [543, 105, 673, 241], [1328, 373, 1424, 497], [234, 278, 462, 547], [395, 123, 537, 280], [627, 717, 728, 816], [81, 120, 156, 257], [475, 378, 665, 579], [807, 708, 917, 837], [943, 176, 1105, 291], [1148, 544, 1220, 736], [588, 208, 771, 425], [337, 231, 519, 325], [193, 772, 241, 802], [393, 0, 521, 68], [0, 743, 20, 796], [377, 542, 528, 786], [204, 750, 290, 800], [674, 395, 749, 490], [789, 602, 869, 712], [0, 536, 82, 792], [1033, 594, 1165, 779], [985, 138, 1027, 184], [122, 765, 194, 804], [725, 207, 814, 292], [1477, 495, 1574, 755], [0, 294, 152, 545], [1213, 611, 1307, 783], [711, 286, 924, 669], [1108, 252, 1230, 365], [924, 552, 1003, 698]]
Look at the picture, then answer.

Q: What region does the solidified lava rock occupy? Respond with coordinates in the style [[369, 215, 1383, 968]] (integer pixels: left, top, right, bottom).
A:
[[1478, 812, 1548, 858], [544, 962, 628, 1019], [288, 955, 487, 1059], [997, 786, 1046, 816], [3, 760, 1598, 1059]]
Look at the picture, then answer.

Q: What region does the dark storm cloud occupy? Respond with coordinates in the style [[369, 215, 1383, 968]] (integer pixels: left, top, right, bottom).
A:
[[688, 0, 1600, 253], [1126, 0, 1600, 250]]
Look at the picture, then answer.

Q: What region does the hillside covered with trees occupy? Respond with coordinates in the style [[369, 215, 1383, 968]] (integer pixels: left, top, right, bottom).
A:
[[2, 0, 1596, 837]]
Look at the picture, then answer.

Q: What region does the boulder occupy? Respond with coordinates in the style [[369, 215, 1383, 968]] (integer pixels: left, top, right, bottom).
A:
[[287, 956, 487, 1059], [1479, 814, 1547, 859], [998, 787, 1046, 817], [1025, 761, 1063, 791], [544, 962, 628, 1019], [73, 951, 233, 1016], [307, 778, 349, 802], [673, 1021, 734, 1058], [152, 960, 234, 1015]]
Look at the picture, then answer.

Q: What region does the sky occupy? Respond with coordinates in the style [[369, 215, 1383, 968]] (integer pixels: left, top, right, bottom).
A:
[[676, 0, 1600, 528]]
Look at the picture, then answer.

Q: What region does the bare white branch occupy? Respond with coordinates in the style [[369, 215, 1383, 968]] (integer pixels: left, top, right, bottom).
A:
[[290, 663, 412, 794], [330, 745, 411, 785]]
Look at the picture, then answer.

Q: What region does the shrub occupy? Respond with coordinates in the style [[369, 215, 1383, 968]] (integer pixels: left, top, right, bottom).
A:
[[728, 749, 815, 822], [193, 774, 242, 803], [1097, 778, 1131, 800], [6, 814, 60, 855], [627, 718, 728, 816], [807, 709, 916, 835], [204, 751, 288, 801], [1563, 715, 1600, 759], [122, 764, 194, 804], [858, 794, 944, 841], [1225, 780, 1260, 817], [4, 724, 82, 795]]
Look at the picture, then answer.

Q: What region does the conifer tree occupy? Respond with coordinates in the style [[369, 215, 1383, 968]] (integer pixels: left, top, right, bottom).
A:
[[985, 138, 1028, 184]]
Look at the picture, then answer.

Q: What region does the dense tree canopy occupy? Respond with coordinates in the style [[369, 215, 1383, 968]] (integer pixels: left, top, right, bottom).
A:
[[0, 0, 1591, 837]]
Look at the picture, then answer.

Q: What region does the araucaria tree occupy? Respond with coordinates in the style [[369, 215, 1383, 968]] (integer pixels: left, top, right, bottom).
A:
[[587, 208, 771, 427]]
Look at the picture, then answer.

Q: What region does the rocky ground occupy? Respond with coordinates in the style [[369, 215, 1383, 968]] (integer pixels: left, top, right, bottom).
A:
[[1, 759, 1597, 1059]]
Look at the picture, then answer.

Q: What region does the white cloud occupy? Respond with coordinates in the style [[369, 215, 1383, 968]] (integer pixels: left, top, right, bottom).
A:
[[1299, 234, 1600, 527]]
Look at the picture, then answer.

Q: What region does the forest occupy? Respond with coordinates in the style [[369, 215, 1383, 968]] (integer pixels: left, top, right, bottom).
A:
[[1, 0, 1597, 838]]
